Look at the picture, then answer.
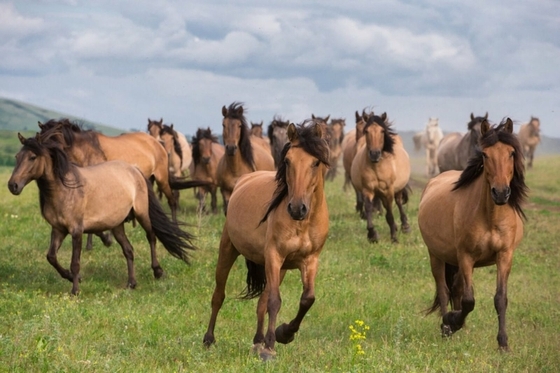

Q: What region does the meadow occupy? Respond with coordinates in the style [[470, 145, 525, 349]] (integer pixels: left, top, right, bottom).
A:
[[0, 154, 559, 372]]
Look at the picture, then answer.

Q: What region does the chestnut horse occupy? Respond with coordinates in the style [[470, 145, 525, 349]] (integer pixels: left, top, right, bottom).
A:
[[518, 116, 540, 168], [217, 102, 275, 214], [190, 127, 225, 214], [325, 118, 345, 181], [203, 121, 330, 361], [418, 118, 527, 351], [350, 112, 411, 243], [8, 133, 197, 294], [437, 113, 488, 173]]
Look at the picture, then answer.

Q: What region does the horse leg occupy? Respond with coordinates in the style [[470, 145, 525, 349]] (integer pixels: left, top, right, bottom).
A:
[[69, 232, 83, 295], [210, 187, 218, 215], [252, 270, 287, 352], [364, 194, 378, 243], [46, 229, 72, 282], [196, 188, 206, 214], [260, 251, 284, 361], [395, 191, 410, 233], [110, 224, 137, 289], [442, 255, 475, 335], [275, 257, 318, 345], [494, 250, 514, 351], [86, 234, 94, 250], [380, 193, 398, 243], [133, 212, 163, 279], [203, 231, 240, 347]]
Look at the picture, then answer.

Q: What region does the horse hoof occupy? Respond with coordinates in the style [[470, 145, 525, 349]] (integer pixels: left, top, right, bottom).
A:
[[203, 334, 215, 347], [153, 267, 164, 279], [367, 228, 378, 243], [259, 348, 276, 361], [275, 323, 295, 344], [251, 343, 264, 354], [128, 281, 137, 289], [401, 224, 411, 234], [441, 324, 453, 337]]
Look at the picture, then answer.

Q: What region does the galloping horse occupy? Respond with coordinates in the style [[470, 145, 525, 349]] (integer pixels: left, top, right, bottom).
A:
[[413, 117, 444, 177], [203, 121, 330, 361], [267, 116, 290, 168], [38, 119, 205, 223], [437, 113, 488, 173], [8, 133, 197, 294], [325, 118, 345, 181], [518, 116, 540, 168], [418, 118, 527, 351], [350, 113, 411, 242], [190, 127, 225, 214], [217, 102, 275, 214]]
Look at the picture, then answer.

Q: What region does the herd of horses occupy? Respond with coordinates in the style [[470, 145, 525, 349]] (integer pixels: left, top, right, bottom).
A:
[[6, 104, 540, 358]]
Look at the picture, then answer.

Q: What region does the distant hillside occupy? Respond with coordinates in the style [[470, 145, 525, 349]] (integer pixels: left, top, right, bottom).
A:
[[0, 97, 124, 136]]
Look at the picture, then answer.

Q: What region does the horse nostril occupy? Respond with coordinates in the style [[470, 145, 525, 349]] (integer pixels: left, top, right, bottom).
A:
[[300, 204, 307, 216]]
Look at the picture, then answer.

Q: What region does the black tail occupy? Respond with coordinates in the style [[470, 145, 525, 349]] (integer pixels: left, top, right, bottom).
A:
[[401, 183, 412, 205], [169, 176, 211, 190], [425, 262, 459, 315], [146, 181, 197, 263], [239, 259, 266, 300]]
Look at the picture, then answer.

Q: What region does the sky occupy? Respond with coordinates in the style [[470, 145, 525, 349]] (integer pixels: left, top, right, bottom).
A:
[[1, 0, 559, 138]]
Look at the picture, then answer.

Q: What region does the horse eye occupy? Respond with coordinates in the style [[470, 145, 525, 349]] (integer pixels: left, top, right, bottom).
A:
[[510, 151, 515, 158], [482, 153, 488, 159], [312, 160, 320, 168], [29, 155, 37, 161]]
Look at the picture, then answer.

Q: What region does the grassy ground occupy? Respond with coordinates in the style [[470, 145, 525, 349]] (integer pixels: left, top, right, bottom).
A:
[[0, 155, 559, 372]]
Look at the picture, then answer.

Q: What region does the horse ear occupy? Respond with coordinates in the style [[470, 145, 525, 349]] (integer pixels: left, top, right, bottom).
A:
[[38, 121, 44, 130], [471, 113, 475, 121], [481, 120, 490, 135], [484, 112, 488, 120], [222, 105, 227, 117], [287, 123, 298, 142], [355, 111, 360, 122], [170, 124, 174, 130], [325, 115, 330, 122], [504, 118, 513, 133], [18, 132, 26, 144], [236, 105, 243, 116], [381, 112, 387, 122]]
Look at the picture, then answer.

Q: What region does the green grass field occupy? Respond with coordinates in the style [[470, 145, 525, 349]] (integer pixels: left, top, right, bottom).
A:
[[0, 155, 559, 372]]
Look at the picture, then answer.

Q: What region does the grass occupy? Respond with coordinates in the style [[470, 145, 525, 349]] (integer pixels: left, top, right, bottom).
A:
[[0, 155, 559, 372]]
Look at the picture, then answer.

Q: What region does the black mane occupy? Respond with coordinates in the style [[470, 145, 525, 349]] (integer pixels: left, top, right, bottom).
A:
[[191, 127, 218, 166], [160, 125, 183, 164], [364, 113, 396, 154], [260, 121, 330, 224], [453, 120, 528, 219], [224, 102, 254, 168], [39, 118, 103, 155]]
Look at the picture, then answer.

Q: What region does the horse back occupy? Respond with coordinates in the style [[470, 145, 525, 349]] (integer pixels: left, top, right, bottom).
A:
[[250, 138, 275, 171]]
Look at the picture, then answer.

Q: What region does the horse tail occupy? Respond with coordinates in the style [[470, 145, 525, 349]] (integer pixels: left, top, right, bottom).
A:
[[169, 176, 211, 190], [425, 262, 459, 315], [146, 179, 197, 263], [400, 184, 412, 205], [239, 259, 266, 300]]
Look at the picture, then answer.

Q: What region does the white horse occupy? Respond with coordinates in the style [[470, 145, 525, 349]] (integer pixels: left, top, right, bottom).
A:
[[412, 117, 444, 177]]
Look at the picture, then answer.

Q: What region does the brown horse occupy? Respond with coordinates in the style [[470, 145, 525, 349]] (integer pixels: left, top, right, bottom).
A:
[[518, 116, 540, 168], [159, 124, 193, 177], [418, 118, 527, 351], [267, 116, 290, 168], [38, 119, 206, 223], [342, 110, 370, 193], [437, 113, 488, 173], [325, 118, 345, 181], [350, 112, 411, 242], [203, 121, 330, 361], [147, 118, 163, 139], [8, 133, 197, 295], [250, 121, 265, 138], [190, 127, 225, 214], [217, 102, 275, 214]]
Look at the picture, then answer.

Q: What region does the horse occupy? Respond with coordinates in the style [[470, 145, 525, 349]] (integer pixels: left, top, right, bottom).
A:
[[217, 102, 275, 214], [250, 121, 265, 138], [267, 116, 290, 168], [190, 127, 225, 214], [147, 118, 163, 139], [413, 117, 444, 177], [38, 119, 207, 223], [437, 113, 488, 173], [203, 121, 330, 361], [7, 132, 198, 295], [325, 118, 345, 181], [342, 110, 369, 209], [159, 124, 193, 177], [311, 114, 330, 137], [418, 118, 527, 351], [350, 112, 411, 243], [518, 116, 540, 168]]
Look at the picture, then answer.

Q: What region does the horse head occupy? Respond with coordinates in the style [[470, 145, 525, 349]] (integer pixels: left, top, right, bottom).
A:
[[363, 112, 395, 163]]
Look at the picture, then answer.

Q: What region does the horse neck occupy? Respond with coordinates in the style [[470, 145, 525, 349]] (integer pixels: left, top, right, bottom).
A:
[[309, 171, 328, 219]]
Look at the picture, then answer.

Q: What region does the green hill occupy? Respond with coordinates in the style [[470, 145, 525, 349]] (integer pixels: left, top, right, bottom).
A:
[[0, 97, 125, 136]]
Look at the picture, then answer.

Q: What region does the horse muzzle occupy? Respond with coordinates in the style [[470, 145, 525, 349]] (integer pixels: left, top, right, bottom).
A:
[[201, 156, 211, 165], [287, 202, 308, 221], [225, 144, 237, 156], [491, 186, 511, 205], [7, 180, 23, 195], [368, 150, 382, 163]]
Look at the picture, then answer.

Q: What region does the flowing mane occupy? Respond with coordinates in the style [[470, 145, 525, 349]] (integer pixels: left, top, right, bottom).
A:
[[39, 118, 104, 154], [192, 127, 219, 166], [453, 120, 528, 219], [364, 113, 397, 154], [224, 102, 254, 168], [160, 124, 183, 163], [260, 121, 330, 223]]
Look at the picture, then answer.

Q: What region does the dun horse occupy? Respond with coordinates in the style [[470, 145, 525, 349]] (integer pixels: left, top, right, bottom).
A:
[[325, 118, 345, 181], [418, 118, 527, 351], [350, 112, 411, 242], [8, 133, 197, 295], [413, 117, 444, 177], [518, 116, 540, 168], [190, 127, 225, 214], [250, 121, 265, 138], [217, 102, 275, 214], [437, 113, 488, 173], [267, 116, 290, 168], [203, 121, 330, 361], [342, 110, 370, 213], [159, 124, 193, 177]]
